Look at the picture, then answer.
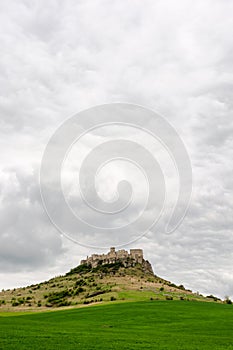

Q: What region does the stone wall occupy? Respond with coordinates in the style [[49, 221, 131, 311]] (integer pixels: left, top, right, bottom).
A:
[[80, 247, 153, 274]]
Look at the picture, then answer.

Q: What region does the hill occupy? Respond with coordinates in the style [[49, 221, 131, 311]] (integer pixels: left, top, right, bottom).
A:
[[0, 248, 221, 311]]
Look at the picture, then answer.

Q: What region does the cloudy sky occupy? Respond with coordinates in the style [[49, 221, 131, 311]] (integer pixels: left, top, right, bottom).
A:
[[0, 0, 233, 299]]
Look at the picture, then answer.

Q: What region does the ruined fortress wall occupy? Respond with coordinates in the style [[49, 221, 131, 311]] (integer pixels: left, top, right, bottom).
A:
[[81, 247, 144, 267]]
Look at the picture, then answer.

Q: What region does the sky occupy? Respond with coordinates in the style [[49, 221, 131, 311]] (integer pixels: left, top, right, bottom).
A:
[[0, 0, 233, 299]]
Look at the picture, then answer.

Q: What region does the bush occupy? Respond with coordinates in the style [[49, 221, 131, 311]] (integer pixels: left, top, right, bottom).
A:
[[45, 289, 72, 307], [165, 296, 173, 300], [225, 297, 232, 305], [75, 279, 87, 287], [73, 287, 85, 295], [110, 296, 116, 301], [160, 287, 164, 292], [56, 300, 71, 307], [207, 295, 221, 302], [92, 261, 124, 274], [85, 290, 109, 299], [12, 301, 20, 307], [48, 289, 70, 300], [66, 264, 92, 276], [178, 285, 185, 290]]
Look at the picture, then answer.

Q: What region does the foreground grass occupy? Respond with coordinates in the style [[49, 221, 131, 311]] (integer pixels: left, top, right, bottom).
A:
[[0, 300, 233, 350]]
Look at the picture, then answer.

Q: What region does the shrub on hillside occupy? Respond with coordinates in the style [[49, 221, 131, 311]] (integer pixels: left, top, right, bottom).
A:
[[66, 264, 92, 276], [85, 290, 109, 299], [75, 279, 87, 287], [92, 261, 124, 274], [207, 295, 221, 302], [178, 285, 185, 290], [11, 300, 20, 307], [225, 296, 232, 304], [44, 289, 72, 307], [73, 287, 85, 295]]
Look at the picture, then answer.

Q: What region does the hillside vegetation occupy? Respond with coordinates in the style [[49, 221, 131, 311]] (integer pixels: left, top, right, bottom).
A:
[[0, 262, 220, 311]]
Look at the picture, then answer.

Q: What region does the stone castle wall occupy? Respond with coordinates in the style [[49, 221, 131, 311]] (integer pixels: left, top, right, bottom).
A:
[[81, 247, 144, 267], [80, 247, 153, 274]]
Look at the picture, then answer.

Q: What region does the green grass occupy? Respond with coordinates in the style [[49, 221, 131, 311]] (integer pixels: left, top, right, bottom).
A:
[[0, 300, 233, 349]]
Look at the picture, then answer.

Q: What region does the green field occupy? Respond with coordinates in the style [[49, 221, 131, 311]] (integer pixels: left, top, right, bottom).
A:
[[1, 300, 233, 349]]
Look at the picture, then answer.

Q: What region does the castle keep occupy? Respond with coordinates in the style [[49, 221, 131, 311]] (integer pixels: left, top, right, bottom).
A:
[[80, 247, 153, 274]]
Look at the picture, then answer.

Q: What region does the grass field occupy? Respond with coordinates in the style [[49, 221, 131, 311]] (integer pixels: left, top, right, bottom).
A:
[[1, 300, 233, 349]]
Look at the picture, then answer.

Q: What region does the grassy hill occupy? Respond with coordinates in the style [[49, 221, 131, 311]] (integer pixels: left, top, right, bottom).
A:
[[1, 301, 233, 349], [0, 262, 221, 311], [0, 262, 231, 349]]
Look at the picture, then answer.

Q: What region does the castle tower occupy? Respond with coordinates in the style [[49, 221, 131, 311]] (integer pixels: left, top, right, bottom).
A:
[[108, 247, 116, 260], [130, 249, 143, 263]]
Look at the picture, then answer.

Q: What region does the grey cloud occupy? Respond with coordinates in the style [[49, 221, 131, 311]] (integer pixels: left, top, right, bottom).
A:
[[0, 168, 64, 272], [0, 0, 233, 298]]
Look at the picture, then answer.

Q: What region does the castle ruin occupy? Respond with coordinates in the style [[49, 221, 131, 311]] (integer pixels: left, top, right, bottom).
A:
[[80, 247, 153, 274]]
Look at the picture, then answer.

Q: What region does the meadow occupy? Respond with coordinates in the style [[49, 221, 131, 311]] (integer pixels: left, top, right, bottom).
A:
[[0, 300, 233, 349]]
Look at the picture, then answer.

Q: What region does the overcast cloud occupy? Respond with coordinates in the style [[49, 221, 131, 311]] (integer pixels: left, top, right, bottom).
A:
[[0, 0, 233, 299]]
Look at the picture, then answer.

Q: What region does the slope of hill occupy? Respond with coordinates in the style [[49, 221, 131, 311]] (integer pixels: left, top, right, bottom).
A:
[[0, 260, 220, 311]]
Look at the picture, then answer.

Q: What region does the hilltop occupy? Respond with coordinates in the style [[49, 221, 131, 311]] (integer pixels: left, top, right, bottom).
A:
[[0, 248, 221, 311]]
